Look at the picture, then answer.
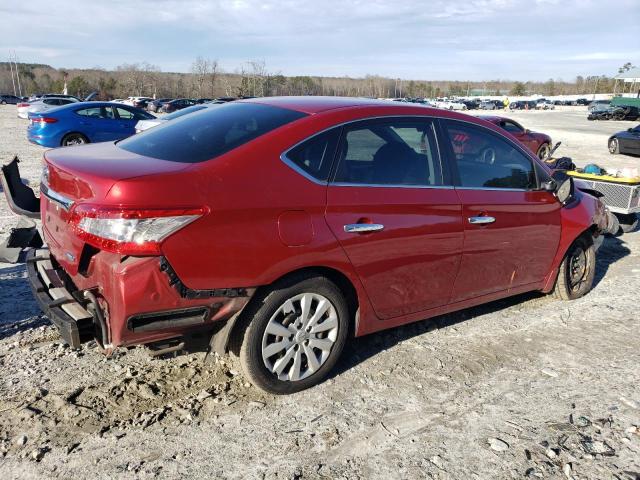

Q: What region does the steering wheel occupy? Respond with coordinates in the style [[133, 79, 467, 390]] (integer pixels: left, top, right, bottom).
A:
[[480, 147, 496, 165]]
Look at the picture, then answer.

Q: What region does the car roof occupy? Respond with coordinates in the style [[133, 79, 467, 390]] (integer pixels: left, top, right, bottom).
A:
[[238, 96, 400, 114], [477, 115, 510, 123]]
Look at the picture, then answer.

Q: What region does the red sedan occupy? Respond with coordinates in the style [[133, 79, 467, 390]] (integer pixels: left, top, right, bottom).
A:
[[479, 115, 552, 159], [4, 97, 608, 394]]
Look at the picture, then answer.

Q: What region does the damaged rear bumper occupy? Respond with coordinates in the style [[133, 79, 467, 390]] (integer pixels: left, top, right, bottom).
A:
[[26, 248, 95, 349]]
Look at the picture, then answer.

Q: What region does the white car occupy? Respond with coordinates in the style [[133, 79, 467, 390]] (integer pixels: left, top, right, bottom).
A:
[[435, 100, 467, 111], [121, 96, 152, 106], [536, 101, 555, 110], [17, 97, 79, 119], [134, 103, 222, 133]]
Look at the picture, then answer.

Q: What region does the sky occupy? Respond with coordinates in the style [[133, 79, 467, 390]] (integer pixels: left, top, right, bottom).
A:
[[1, 0, 639, 81]]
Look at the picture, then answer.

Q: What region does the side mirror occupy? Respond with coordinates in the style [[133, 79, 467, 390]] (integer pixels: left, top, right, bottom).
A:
[[525, 129, 531, 134], [551, 172, 575, 205]]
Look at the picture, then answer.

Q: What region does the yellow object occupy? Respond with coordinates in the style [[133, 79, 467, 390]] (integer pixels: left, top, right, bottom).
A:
[[567, 171, 640, 185]]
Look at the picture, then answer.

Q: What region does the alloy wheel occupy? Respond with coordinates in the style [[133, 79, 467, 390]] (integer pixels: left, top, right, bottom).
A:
[[261, 293, 339, 382]]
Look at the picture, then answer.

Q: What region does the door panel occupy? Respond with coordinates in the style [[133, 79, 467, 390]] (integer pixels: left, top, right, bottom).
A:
[[440, 119, 562, 302], [451, 189, 561, 301], [326, 187, 463, 318]]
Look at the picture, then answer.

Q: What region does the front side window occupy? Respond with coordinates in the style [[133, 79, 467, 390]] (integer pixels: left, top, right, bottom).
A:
[[333, 119, 444, 186], [500, 120, 523, 134], [76, 106, 114, 119], [443, 120, 536, 190], [118, 102, 307, 163], [285, 129, 340, 182]]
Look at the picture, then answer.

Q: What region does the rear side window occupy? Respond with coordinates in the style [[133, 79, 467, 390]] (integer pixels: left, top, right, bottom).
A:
[[284, 129, 340, 182], [442, 120, 536, 190], [333, 119, 444, 186], [118, 103, 307, 163]]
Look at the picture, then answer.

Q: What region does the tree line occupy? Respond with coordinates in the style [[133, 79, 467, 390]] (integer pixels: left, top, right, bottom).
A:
[[0, 59, 632, 100]]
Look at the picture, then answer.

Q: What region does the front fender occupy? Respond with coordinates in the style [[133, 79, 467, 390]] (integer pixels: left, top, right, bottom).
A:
[[541, 190, 606, 293]]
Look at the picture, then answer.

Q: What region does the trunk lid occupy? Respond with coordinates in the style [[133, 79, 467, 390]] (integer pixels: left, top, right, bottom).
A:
[[42, 142, 193, 275]]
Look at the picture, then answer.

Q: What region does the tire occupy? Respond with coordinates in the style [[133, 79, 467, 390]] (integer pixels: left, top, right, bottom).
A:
[[608, 137, 620, 154], [1, 101, 6, 105], [61, 133, 89, 147], [232, 274, 349, 394], [536, 143, 551, 160], [553, 235, 596, 300], [616, 213, 639, 233]]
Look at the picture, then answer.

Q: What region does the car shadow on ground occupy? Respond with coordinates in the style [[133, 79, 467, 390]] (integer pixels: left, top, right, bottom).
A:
[[330, 234, 632, 380], [0, 263, 47, 341], [593, 235, 632, 287]]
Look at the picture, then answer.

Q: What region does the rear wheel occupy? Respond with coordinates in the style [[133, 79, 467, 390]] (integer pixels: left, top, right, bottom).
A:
[[608, 137, 620, 154], [61, 133, 88, 147], [232, 274, 349, 394], [536, 143, 551, 160], [553, 235, 596, 300], [617, 213, 639, 233]]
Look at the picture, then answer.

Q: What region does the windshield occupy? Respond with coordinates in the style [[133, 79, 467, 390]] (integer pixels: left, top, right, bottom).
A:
[[118, 102, 307, 163]]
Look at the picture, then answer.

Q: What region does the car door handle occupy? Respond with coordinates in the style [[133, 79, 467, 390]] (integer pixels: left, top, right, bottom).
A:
[[344, 223, 384, 233], [468, 216, 495, 225]]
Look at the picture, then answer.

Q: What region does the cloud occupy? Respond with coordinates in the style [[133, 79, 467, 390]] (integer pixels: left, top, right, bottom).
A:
[[0, 0, 638, 80]]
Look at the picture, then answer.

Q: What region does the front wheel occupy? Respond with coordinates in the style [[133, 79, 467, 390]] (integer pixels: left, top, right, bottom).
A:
[[608, 137, 620, 154], [233, 274, 349, 394], [553, 236, 596, 300]]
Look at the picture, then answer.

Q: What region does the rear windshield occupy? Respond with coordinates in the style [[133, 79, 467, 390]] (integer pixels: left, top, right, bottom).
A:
[[118, 103, 307, 163], [163, 104, 208, 120]]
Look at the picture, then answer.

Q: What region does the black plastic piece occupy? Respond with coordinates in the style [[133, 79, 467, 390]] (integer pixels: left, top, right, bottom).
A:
[[127, 306, 211, 332], [0, 217, 43, 263], [25, 249, 94, 349], [159, 257, 249, 299], [1, 156, 40, 218]]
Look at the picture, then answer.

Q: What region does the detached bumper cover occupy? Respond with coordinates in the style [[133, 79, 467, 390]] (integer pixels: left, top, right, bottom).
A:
[[25, 248, 95, 348]]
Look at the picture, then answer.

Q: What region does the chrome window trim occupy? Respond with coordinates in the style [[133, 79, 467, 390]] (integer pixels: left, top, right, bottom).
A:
[[454, 186, 529, 192], [331, 182, 455, 190], [40, 183, 74, 211], [279, 112, 544, 189]]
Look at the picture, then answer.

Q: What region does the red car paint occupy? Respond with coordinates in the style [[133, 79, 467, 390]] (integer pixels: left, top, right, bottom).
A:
[[478, 115, 552, 157], [36, 97, 604, 349]]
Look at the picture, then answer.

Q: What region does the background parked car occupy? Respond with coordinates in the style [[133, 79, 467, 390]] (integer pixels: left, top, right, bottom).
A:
[[27, 102, 156, 147], [479, 115, 552, 159], [509, 100, 537, 110], [588, 105, 640, 121], [588, 100, 610, 112], [135, 104, 210, 132], [0, 94, 23, 105], [162, 98, 196, 113], [17, 97, 79, 119], [535, 100, 555, 110], [147, 98, 173, 112], [608, 124, 640, 155], [435, 99, 467, 110], [479, 100, 503, 110]]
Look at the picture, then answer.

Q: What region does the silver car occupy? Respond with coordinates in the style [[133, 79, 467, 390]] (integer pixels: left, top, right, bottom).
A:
[[17, 97, 79, 119], [134, 103, 222, 133]]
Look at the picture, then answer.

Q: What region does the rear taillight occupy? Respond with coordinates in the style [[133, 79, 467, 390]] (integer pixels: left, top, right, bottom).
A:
[[17, 103, 30, 107], [31, 117, 58, 124], [69, 205, 206, 255]]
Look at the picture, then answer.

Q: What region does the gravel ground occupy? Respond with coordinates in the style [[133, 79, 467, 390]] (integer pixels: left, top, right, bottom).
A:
[[0, 104, 639, 480]]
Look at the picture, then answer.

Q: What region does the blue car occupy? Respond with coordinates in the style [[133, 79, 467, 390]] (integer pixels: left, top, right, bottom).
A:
[[27, 102, 156, 147]]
